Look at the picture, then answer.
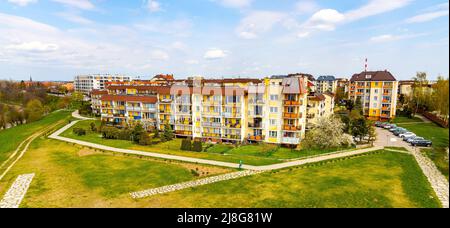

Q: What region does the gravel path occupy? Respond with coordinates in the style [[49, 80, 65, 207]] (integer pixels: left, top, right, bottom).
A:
[[0, 173, 35, 208], [375, 127, 449, 208], [131, 170, 264, 199]]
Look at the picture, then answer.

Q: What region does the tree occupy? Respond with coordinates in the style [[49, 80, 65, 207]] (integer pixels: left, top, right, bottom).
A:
[[181, 139, 192, 151], [162, 123, 174, 142], [90, 122, 97, 132], [153, 127, 160, 138], [302, 116, 353, 149], [25, 99, 44, 123], [70, 92, 84, 109], [351, 117, 369, 143], [432, 77, 449, 122], [410, 72, 430, 115], [368, 124, 377, 146], [132, 123, 145, 143], [345, 99, 355, 112]]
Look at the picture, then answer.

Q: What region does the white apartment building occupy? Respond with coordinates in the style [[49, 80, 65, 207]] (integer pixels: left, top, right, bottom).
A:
[[74, 74, 131, 94]]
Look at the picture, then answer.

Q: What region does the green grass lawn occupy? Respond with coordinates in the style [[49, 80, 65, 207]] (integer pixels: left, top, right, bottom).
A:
[[0, 110, 72, 164], [61, 120, 354, 166], [397, 122, 449, 179], [0, 138, 440, 208], [392, 116, 424, 123], [0, 138, 229, 207], [137, 151, 440, 208]]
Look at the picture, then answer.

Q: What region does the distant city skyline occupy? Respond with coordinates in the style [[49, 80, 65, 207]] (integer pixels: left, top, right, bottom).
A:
[[0, 0, 448, 81]]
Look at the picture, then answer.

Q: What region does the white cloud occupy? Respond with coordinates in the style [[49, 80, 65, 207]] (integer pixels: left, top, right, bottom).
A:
[[150, 50, 169, 61], [370, 33, 426, 43], [56, 12, 93, 25], [236, 11, 286, 39], [409, 2, 450, 23], [304, 9, 345, 31], [219, 0, 253, 8], [345, 0, 411, 22], [204, 48, 228, 60], [297, 0, 412, 38], [146, 0, 161, 12], [6, 41, 59, 52], [7, 0, 37, 6], [51, 0, 95, 10], [295, 0, 319, 14]]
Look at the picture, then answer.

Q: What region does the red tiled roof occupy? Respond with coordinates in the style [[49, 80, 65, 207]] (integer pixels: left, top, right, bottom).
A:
[[308, 94, 326, 101], [350, 71, 396, 82], [101, 95, 158, 103]]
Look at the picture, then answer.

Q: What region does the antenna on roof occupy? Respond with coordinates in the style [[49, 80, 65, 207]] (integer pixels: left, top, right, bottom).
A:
[[365, 58, 368, 72]]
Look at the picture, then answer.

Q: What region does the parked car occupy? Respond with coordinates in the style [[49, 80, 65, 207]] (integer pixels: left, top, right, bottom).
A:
[[390, 127, 406, 132], [411, 140, 433, 147], [393, 129, 408, 136], [399, 132, 416, 139], [406, 136, 424, 143], [384, 124, 396, 129], [375, 121, 382, 127], [377, 122, 388, 128]]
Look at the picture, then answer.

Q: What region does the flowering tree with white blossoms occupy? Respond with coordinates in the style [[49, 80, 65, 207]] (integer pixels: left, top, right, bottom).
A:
[[302, 116, 354, 150]]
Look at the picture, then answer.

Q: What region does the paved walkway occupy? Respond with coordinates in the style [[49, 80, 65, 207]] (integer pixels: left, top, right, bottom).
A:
[[0, 173, 35, 208], [50, 121, 384, 170], [71, 110, 95, 120], [131, 170, 264, 199], [375, 127, 449, 208]]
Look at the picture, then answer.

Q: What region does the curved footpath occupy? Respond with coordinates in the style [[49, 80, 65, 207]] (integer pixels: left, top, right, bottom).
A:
[[50, 112, 384, 171]]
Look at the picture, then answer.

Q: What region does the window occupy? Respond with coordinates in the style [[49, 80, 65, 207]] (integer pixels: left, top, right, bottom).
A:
[[269, 131, 277, 138], [270, 95, 279, 101], [196, 106, 200, 112], [270, 107, 278, 113], [373, 96, 378, 101], [372, 103, 377, 108], [374, 89, 378, 93], [270, 119, 277, 126]]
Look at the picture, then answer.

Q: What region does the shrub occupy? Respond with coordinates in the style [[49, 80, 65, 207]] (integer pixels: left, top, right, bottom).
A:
[[118, 129, 132, 141], [101, 126, 120, 139], [90, 122, 97, 132], [162, 123, 174, 142], [190, 169, 200, 177], [192, 141, 203, 152], [73, 127, 86, 136], [181, 139, 192, 151], [139, 133, 153, 146]]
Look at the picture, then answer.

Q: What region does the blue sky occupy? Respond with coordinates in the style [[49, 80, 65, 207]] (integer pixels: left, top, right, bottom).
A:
[[0, 0, 448, 81]]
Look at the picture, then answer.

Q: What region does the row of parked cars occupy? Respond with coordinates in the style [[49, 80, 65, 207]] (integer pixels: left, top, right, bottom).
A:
[[375, 122, 433, 147]]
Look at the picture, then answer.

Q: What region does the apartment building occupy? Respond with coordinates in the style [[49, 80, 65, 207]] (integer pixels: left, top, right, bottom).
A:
[[349, 70, 399, 120], [95, 75, 309, 147], [74, 74, 131, 94], [306, 93, 335, 129], [316, 76, 338, 93], [336, 78, 349, 94], [91, 90, 108, 115]]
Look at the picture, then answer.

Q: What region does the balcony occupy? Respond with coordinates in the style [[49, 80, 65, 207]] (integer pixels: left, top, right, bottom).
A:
[[160, 99, 173, 103], [248, 123, 263, 128], [284, 101, 302, 106], [222, 135, 241, 140], [283, 113, 301, 119], [127, 106, 142, 111], [202, 122, 222, 128], [382, 106, 390, 111], [248, 99, 265, 105], [248, 135, 265, 141], [202, 112, 221, 117], [281, 137, 300, 144], [175, 131, 193, 136], [382, 99, 391, 103], [223, 113, 242, 118], [380, 114, 390, 118], [283, 125, 302, 131], [202, 133, 221, 138], [223, 123, 242, 129], [175, 121, 193, 126]]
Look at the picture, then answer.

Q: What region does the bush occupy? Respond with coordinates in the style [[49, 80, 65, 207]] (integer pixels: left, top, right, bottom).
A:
[[101, 126, 120, 139], [90, 122, 97, 132], [192, 141, 203, 152], [139, 133, 153, 146], [118, 129, 132, 141], [181, 139, 192, 151], [73, 127, 86, 136]]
